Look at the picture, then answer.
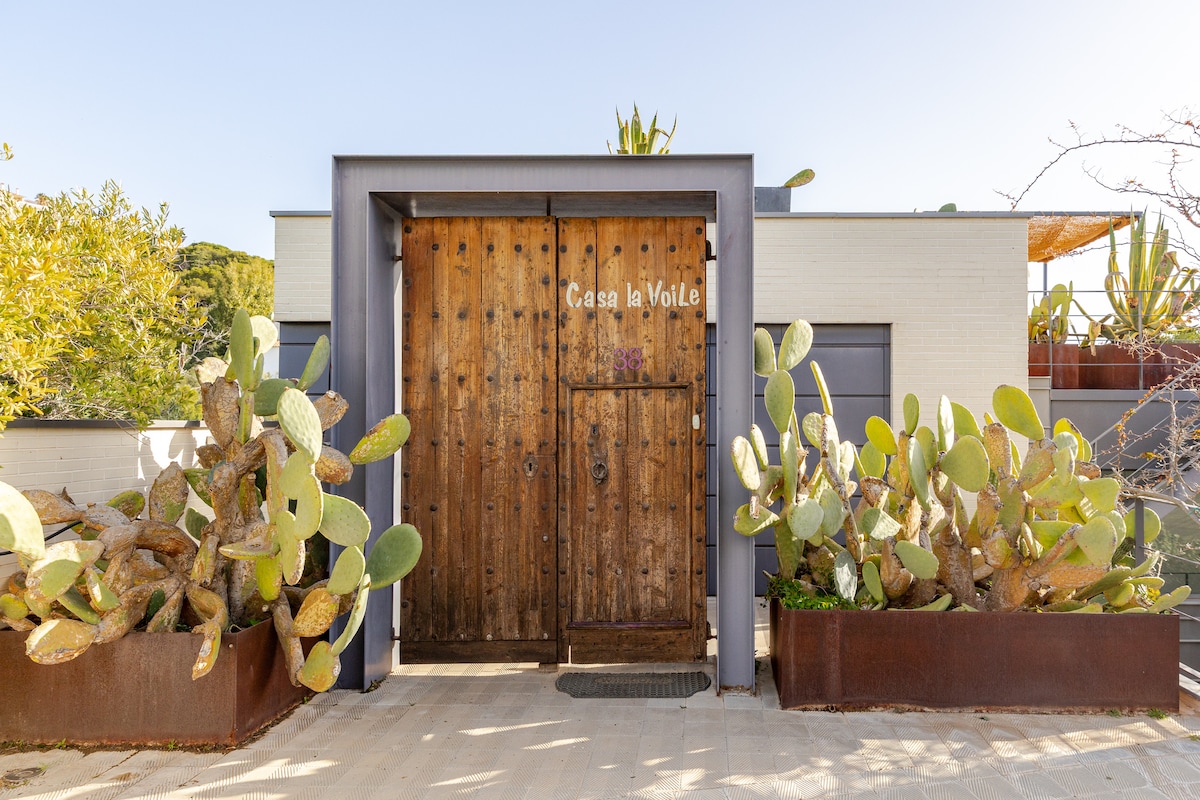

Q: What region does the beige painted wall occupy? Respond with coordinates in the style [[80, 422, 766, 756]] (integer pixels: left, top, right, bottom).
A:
[[273, 213, 333, 322], [748, 215, 1030, 434], [272, 212, 1030, 435], [0, 421, 211, 580]]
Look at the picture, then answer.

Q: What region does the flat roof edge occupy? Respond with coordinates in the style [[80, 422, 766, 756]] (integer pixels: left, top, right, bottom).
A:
[[331, 153, 754, 163], [756, 211, 1137, 220], [270, 210, 332, 217]]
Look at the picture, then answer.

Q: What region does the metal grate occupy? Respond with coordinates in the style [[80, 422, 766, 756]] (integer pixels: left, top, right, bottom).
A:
[[555, 671, 711, 699]]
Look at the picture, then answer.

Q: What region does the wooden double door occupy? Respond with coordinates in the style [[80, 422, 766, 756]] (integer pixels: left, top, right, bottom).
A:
[[400, 216, 707, 663]]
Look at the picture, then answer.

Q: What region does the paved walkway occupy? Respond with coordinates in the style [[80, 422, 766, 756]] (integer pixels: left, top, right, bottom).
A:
[[4, 603, 1200, 799]]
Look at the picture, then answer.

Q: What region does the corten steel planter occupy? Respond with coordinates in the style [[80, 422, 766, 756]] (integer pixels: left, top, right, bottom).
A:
[[770, 600, 1180, 712], [1027, 343, 1081, 389], [0, 621, 312, 746]]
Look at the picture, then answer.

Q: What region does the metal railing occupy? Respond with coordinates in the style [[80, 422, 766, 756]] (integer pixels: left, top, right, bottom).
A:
[[1029, 287, 1200, 391]]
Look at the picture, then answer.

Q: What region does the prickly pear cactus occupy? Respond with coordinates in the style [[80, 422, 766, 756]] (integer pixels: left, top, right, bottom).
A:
[[733, 318, 1188, 615], [0, 309, 423, 692]]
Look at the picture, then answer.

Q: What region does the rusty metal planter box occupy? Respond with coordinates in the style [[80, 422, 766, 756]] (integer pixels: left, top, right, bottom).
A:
[[0, 621, 311, 746], [770, 601, 1180, 712]]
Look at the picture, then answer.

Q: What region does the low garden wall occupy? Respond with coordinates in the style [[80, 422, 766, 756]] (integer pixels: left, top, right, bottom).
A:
[[0, 419, 211, 581]]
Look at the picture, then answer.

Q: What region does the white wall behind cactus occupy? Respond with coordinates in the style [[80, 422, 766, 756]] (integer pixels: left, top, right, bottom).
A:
[[0, 421, 211, 582]]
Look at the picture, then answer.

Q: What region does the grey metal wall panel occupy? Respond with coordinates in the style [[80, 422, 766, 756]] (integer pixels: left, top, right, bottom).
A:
[[278, 322, 331, 394]]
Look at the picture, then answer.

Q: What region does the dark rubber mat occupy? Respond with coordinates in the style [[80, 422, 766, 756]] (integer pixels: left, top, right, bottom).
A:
[[555, 671, 711, 699]]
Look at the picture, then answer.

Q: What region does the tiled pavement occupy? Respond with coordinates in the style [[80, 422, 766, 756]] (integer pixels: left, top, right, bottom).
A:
[[4, 603, 1200, 799]]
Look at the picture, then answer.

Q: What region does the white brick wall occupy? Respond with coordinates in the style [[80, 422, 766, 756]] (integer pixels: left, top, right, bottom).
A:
[[0, 421, 211, 580], [272, 213, 1030, 432], [747, 216, 1029, 432], [273, 214, 333, 322]]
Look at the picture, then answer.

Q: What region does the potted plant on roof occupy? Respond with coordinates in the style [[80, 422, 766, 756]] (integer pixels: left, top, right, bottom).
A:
[[0, 310, 423, 746], [734, 319, 1187, 711], [1076, 213, 1200, 388], [1028, 281, 1083, 388]]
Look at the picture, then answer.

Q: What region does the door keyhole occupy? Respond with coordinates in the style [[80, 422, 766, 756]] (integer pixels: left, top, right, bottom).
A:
[[523, 456, 538, 478], [591, 461, 608, 483]]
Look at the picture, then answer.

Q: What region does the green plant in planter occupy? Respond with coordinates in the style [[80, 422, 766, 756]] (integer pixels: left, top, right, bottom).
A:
[[1082, 213, 1200, 342], [0, 309, 422, 692], [733, 318, 1190, 614], [1029, 282, 1076, 344]]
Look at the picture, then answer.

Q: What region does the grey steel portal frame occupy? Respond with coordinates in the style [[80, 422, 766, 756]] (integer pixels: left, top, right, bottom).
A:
[[330, 155, 755, 691]]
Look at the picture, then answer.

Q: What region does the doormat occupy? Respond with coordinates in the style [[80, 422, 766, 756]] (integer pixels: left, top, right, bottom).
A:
[[555, 671, 711, 699]]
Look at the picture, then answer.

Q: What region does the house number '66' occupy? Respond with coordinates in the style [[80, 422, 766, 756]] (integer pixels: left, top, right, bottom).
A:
[[613, 347, 644, 371]]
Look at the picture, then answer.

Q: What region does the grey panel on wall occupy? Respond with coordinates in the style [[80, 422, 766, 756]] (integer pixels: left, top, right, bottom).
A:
[[705, 323, 890, 595], [279, 322, 332, 395]]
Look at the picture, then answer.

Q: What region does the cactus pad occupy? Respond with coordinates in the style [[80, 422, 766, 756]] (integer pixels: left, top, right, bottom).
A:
[[950, 401, 983, 440], [833, 550, 857, 601], [256, 555, 283, 602], [864, 416, 897, 456], [894, 540, 939, 580], [107, 490, 145, 520], [319, 493, 371, 547], [249, 314, 278, 358], [1075, 516, 1118, 565], [277, 388, 324, 462], [0, 481, 46, 561], [184, 507, 210, 541], [279, 452, 315, 499], [364, 524, 424, 588], [328, 545, 367, 595], [787, 498, 824, 545], [993, 385, 1044, 441], [777, 320, 813, 372], [937, 396, 955, 452], [1080, 477, 1120, 514], [298, 640, 340, 691], [1123, 506, 1162, 543], [293, 587, 340, 637], [297, 335, 331, 392], [254, 378, 297, 416], [939, 435, 989, 492], [349, 414, 412, 465], [730, 436, 762, 491], [764, 369, 795, 435], [25, 618, 96, 665], [27, 540, 105, 599], [903, 394, 920, 435], [149, 463, 190, 524], [861, 507, 901, 541], [229, 309, 255, 389], [734, 503, 779, 536], [862, 559, 884, 603], [753, 328, 777, 376], [331, 574, 372, 656], [292, 478, 324, 540]]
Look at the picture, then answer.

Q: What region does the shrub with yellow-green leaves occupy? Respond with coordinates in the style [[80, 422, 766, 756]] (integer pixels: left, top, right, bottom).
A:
[[0, 181, 203, 428]]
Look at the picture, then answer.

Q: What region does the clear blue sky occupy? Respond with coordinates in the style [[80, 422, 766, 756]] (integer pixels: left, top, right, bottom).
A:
[[4, 0, 1198, 273]]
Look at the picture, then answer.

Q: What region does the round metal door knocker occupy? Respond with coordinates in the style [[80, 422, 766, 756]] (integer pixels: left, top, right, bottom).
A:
[[591, 461, 608, 483]]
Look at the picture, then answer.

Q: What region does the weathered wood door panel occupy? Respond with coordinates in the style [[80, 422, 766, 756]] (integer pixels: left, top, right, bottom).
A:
[[400, 216, 558, 662], [565, 386, 700, 662], [401, 214, 705, 664], [556, 217, 707, 662]]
